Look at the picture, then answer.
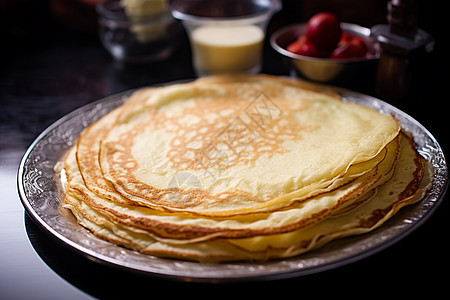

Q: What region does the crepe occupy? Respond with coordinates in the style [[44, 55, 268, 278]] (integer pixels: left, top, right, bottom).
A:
[[58, 74, 432, 262], [98, 75, 400, 216], [63, 135, 398, 242]]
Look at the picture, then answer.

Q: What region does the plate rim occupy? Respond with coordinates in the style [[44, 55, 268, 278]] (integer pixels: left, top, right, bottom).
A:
[[17, 82, 448, 282]]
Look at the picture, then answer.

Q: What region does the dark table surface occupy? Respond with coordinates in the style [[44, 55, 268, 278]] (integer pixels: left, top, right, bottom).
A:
[[1, 1, 448, 298]]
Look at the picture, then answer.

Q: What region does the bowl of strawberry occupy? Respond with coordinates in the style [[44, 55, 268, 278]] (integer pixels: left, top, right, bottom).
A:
[[270, 12, 379, 83]]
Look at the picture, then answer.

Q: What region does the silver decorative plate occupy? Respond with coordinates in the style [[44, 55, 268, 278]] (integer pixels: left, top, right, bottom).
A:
[[18, 86, 447, 282]]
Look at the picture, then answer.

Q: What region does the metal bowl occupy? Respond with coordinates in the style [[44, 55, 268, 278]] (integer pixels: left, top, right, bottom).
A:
[[270, 23, 379, 83]]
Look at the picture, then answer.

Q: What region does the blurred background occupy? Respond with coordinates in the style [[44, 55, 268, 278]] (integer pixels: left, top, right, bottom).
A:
[[1, 0, 443, 91], [1, 0, 445, 156], [1, 0, 442, 46], [0, 0, 441, 39]]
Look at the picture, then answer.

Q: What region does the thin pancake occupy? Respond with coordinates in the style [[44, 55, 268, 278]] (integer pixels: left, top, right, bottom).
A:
[[97, 75, 400, 216], [64, 134, 399, 242], [61, 132, 430, 262]]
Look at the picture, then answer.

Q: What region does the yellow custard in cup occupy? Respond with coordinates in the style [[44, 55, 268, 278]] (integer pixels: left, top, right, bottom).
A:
[[170, 0, 281, 76], [191, 25, 264, 74]]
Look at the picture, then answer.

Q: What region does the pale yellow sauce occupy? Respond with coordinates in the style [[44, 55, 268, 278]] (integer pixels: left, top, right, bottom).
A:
[[191, 25, 264, 74]]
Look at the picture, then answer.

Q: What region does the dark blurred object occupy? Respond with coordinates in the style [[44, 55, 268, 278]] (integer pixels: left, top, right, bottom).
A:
[[170, 0, 270, 18], [0, 0, 102, 46], [372, 0, 434, 107], [388, 0, 418, 39], [48, 0, 104, 32], [1, 0, 54, 41], [291, 0, 388, 27]]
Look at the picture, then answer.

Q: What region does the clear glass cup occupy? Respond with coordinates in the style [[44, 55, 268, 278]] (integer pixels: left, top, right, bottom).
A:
[[170, 0, 281, 76], [97, 0, 182, 63]]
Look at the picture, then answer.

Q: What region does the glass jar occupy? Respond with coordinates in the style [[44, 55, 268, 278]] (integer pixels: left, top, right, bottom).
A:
[[170, 0, 281, 75], [97, 0, 182, 62]]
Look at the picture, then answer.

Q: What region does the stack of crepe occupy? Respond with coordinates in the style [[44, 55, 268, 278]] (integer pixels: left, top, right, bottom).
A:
[[59, 75, 432, 262]]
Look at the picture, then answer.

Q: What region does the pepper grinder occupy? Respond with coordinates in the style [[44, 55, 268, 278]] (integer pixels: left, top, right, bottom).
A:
[[372, 0, 434, 108]]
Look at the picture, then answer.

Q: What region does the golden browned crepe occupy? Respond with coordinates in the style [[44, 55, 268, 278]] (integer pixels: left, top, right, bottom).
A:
[[58, 74, 432, 262]]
